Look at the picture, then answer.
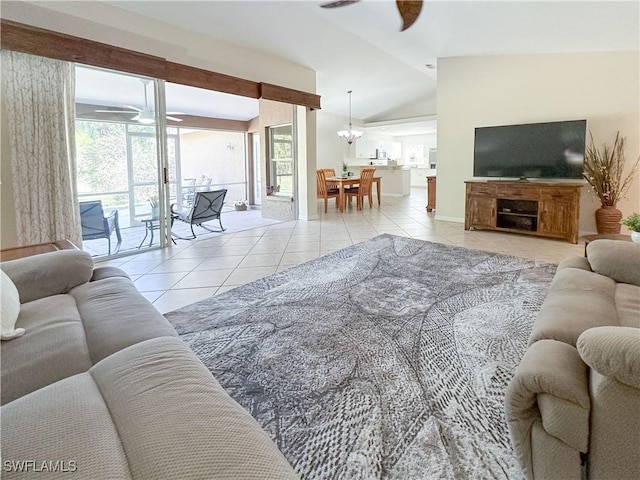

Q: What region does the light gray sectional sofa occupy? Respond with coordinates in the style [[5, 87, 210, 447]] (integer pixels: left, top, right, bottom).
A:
[[505, 240, 640, 480], [1, 249, 298, 479]]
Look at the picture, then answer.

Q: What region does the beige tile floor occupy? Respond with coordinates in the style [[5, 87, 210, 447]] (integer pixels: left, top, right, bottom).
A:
[[99, 188, 585, 314]]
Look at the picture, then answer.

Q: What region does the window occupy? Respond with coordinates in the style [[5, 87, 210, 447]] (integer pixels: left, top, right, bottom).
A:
[[268, 124, 293, 194], [405, 143, 425, 164]]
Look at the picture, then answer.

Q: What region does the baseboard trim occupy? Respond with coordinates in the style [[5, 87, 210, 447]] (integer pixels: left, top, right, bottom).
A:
[[434, 215, 464, 223]]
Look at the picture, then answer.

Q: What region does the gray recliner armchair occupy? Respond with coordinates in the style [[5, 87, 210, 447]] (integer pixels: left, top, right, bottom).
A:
[[505, 240, 640, 480]]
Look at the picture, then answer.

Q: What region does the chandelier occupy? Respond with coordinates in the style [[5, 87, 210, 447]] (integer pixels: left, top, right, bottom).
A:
[[337, 90, 363, 144]]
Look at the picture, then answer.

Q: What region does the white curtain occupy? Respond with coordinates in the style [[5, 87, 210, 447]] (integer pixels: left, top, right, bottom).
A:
[[1, 50, 81, 247]]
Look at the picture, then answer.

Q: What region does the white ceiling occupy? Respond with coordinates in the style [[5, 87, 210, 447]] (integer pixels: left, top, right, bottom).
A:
[[75, 66, 259, 121], [78, 1, 638, 132]]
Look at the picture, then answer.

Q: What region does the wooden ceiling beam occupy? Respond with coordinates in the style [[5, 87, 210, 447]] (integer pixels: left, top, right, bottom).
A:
[[1, 20, 165, 78], [0, 19, 321, 110], [165, 61, 260, 99], [260, 83, 321, 110]]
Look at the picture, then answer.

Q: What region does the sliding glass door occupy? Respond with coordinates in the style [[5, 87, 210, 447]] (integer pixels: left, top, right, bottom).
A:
[[75, 66, 167, 257]]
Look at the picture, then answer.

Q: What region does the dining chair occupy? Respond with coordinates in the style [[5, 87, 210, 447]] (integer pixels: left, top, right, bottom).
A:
[[322, 168, 339, 190], [345, 167, 376, 210], [316, 169, 340, 213]]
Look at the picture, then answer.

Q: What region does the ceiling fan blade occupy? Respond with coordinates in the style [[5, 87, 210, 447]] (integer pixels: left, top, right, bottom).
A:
[[396, 0, 422, 31], [124, 105, 143, 112], [166, 116, 184, 122], [166, 111, 186, 115], [320, 0, 360, 8], [94, 110, 137, 114]]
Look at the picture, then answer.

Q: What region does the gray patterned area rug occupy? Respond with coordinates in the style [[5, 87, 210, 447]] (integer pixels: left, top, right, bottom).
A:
[[164, 234, 556, 479]]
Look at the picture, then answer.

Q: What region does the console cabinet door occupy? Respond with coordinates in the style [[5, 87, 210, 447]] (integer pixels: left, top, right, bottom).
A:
[[466, 195, 497, 229], [539, 199, 574, 240]]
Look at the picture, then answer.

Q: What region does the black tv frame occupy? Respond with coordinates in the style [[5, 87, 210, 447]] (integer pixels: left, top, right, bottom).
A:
[[473, 119, 587, 181]]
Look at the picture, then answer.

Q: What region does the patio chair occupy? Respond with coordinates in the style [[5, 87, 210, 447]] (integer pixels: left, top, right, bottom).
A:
[[181, 178, 197, 206], [171, 189, 227, 239], [196, 176, 212, 192], [79, 200, 122, 255]]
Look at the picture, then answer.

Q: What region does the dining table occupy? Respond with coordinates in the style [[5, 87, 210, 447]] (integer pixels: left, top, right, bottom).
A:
[[325, 175, 381, 212]]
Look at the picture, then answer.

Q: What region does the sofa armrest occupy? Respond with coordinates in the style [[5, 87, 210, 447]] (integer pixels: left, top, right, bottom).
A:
[[0, 250, 93, 303], [577, 326, 640, 389], [505, 339, 590, 479], [557, 256, 591, 272], [91, 266, 130, 282]]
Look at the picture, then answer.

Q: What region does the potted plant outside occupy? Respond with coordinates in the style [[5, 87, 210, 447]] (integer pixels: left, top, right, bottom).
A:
[[234, 200, 249, 211], [621, 213, 640, 243], [583, 131, 640, 234], [148, 196, 160, 219]]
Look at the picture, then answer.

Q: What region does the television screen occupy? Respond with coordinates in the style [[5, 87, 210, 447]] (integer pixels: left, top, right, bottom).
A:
[[473, 120, 586, 179]]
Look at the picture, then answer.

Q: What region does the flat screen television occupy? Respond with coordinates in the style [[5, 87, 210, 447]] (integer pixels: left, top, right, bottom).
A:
[[473, 120, 586, 179]]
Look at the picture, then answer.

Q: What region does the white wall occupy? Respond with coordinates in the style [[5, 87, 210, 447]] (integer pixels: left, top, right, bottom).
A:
[[437, 51, 640, 232], [1, 1, 316, 92], [316, 111, 350, 172]]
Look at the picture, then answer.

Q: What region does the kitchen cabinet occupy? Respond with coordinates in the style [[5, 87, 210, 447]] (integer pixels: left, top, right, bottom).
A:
[[355, 139, 376, 159], [356, 140, 402, 160], [385, 141, 402, 160]]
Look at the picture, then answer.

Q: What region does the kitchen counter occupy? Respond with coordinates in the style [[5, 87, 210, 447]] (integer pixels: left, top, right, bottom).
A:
[[346, 165, 410, 197], [410, 167, 437, 187]]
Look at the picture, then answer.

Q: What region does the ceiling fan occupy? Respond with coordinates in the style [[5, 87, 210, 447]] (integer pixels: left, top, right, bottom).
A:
[[320, 0, 423, 31], [95, 79, 184, 124]]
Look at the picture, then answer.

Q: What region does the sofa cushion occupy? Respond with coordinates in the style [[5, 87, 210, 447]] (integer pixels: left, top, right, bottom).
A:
[[1, 374, 132, 480], [528, 267, 619, 346], [616, 284, 640, 328], [1, 337, 298, 480], [1, 295, 94, 405], [69, 276, 178, 363], [1, 250, 94, 303], [1, 275, 178, 405], [1, 270, 24, 341], [587, 239, 640, 286]]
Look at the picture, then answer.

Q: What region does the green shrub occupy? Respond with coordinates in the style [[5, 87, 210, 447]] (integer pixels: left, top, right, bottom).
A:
[[621, 212, 640, 232]]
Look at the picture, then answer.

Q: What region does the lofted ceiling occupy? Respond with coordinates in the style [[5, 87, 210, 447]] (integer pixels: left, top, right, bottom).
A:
[[67, 1, 640, 132], [102, 0, 639, 124]]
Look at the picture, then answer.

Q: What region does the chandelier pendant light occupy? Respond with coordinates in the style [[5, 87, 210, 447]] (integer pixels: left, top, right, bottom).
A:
[[337, 90, 363, 144]]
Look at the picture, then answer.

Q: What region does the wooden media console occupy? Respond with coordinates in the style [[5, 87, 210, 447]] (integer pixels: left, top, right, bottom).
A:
[[464, 181, 582, 244]]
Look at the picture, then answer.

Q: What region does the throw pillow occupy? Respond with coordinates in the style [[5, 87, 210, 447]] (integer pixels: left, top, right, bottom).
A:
[[1, 269, 25, 340]]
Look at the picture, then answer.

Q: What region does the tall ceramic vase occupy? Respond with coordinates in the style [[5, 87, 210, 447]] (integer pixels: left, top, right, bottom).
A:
[[595, 205, 622, 234]]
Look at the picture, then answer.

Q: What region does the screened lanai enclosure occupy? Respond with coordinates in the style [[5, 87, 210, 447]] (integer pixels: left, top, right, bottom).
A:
[[75, 65, 261, 257]]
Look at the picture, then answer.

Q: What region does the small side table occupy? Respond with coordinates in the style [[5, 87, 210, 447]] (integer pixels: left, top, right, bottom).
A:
[[137, 217, 160, 249], [583, 233, 632, 256], [0, 240, 78, 261]]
